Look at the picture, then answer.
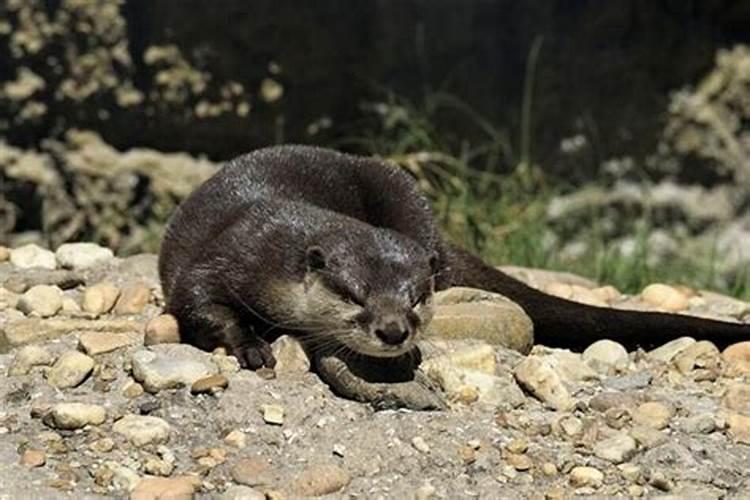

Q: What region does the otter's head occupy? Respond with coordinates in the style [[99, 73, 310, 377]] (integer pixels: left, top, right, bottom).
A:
[[297, 228, 438, 357]]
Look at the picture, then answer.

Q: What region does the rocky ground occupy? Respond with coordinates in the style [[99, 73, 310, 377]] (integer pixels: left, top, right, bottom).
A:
[[0, 242, 749, 499]]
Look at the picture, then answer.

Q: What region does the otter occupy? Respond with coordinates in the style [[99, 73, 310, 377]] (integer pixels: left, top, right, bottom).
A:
[[159, 145, 749, 376]]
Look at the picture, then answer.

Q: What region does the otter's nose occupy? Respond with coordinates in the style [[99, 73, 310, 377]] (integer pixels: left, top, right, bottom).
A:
[[375, 321, 409, 345]]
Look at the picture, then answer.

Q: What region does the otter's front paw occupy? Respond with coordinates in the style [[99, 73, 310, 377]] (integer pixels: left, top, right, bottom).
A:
[[232, 337, 276, 370]]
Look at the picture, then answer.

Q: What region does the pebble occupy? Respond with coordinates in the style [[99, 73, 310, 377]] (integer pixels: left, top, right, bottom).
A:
[[7, 344, 56, 375], [726, 413, 750, 444], [270, 335, 311, 374], [112, 414, 171, 446], [629, 425, 667, 449], [411, 436, 430, 453], [673, 340, 721, 374], [582, 339, 629, 374], [89, 437, 115, 453], [20, 449, 46, 467], [9, 244, 57, 269], [0, 245, 9, 261], [122, 379, 144, 398], [541, 462, 558, 476], [722, 383, 750, 415], [82, 282, 120, 314], [0, 287, 18, 309], [191, 373, 229, 394], [46, 351, 95, 389], [557, 415, 583, 437], [723, 342, 750, 377], [648, 337, 696, 363], [569, 466, 604, 488], [55, 243, 113, 270], [291, 463, 350, 496], [414, 483, 437, 500], [17, 284, 64, 317], [261, 404, 285, 425], [589, 391, 639, 412], [540, 348, 598, 382], [632, 401, 673, 429], [506, 453, 533, 471], [224, 430, 247, 449], [43, 403, 106, 430], [130, 476, 201, 500], [78, 330, 141, 355], [222, 485, 266, 500], [641, 283, 689, 312], [230, 457, 273, 486], [130, 345, 218, 393], [593, 433, 637, 463], [681, 414, 716, 434], [514, 355, 575, 411], [61, 296, 81, 313], [144, 314, 181, 345], [114, 283, 151, 315]]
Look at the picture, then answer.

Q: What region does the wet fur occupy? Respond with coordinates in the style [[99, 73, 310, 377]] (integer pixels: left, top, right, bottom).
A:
[[159, 145, 749, 369]]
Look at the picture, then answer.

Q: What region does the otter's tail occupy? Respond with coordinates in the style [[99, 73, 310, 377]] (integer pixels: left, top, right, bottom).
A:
[[442, 245, 749, 350]]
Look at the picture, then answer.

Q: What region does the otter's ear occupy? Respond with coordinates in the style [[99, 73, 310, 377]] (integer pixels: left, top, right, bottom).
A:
[[306, 246, 326, 271]]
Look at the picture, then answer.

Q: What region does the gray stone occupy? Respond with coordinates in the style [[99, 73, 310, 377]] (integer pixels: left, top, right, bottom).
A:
[[46, 350, 95, 388], [9, 244, 56, 269], [78, 330, 142, 355], [582, 339, 629, 375], [514, 355, 575, 411], [44, 403, 106, 429], [221, 485, 266, 500], [16, 285, 63, 317], [648, 337, 696, 363], [55, 242, 114, 269], [271, 334, 310, 374], [130, 344, 218, 393], [112, 414, 171, 446], [593, 433, 637, 463], [7, 344, 56, 375]]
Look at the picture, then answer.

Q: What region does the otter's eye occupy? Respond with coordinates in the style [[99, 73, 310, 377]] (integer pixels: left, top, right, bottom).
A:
[[343, 291, 364, 307]]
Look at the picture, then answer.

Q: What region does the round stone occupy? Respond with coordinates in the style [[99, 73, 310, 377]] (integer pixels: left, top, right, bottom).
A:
[[82, 282, 120, 315], [632, 401, 673, 430], [583, 339, 629, 375], [113, 414, 171, 447], [17, 285, 63, 317], [55, 243, 114, 270], [144, 314, 181, 345], [44, 403, 106, 429], [46, 351, 95, 389], [9, 244, 56, 270]]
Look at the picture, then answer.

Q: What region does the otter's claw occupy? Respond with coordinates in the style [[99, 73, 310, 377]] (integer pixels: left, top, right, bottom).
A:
[[232, 337, 276, 370]]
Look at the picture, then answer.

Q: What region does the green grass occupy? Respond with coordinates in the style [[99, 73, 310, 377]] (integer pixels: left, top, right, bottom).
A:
[[339, 90, 750, 301]]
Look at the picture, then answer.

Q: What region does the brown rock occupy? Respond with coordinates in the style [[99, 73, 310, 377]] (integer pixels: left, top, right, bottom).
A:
[[4, 317, 142, 346], [78, 330, 142, 355], [144, 314, 180, 345], [190, 374, 229, 394], [428, 287, 534, 353], [0, 246, 9, 261], [673, 340, 721, 374], [722, 383, 750, 416], [82, 282, 120, 314], [727, 413, 750, 444], [20, 449, 46, 467], [114, 283, 151, 315], [130, 476, 201, 500], [641, 283, 688, 312], [723, 342, 750, 377], [230, 457, 273, 487], [506, 453, 533, 471], [632, 401, 673, 430], [291, 464, 350, 496], [514, 355, 575, 411]]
